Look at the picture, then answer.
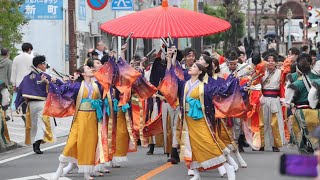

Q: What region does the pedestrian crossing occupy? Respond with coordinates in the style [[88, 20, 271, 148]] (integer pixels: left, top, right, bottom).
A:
[[6, 114, 73, 144], [8, 173, 71, 180]]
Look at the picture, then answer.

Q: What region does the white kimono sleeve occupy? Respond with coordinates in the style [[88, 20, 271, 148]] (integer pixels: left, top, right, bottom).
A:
[[308, 86, 318, 109]]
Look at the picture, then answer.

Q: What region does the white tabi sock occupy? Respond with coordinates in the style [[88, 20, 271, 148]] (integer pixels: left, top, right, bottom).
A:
[[227, 154, 239, 171], [51, 162, 68, 180], [188, 169, 194, 176], [62, 162, 76, 176], [234, 150, 247, 168], [218, 165, 227, 177], [189, 168, 201, 180], [224, 162, 236, 180]]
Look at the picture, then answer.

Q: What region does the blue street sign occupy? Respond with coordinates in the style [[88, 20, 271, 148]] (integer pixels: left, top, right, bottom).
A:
[[79, 0, 86, 20], [20, 0, 63, 20], [112, 0, 133, 11]]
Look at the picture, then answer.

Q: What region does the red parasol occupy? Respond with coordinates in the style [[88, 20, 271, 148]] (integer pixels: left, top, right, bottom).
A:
[[100, 0, 231, 38]]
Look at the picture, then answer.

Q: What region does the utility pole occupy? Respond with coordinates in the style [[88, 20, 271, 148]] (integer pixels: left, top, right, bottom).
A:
[[247, 0, 251, 40], [68, 0, 77, 74], [254, 0, 259, 53]]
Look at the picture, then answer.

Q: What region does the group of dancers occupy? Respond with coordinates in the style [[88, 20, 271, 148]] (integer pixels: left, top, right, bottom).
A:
[[0, 41, 319, 180]]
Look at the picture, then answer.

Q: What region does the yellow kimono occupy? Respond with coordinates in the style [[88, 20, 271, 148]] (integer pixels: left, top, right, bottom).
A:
[[180, 81, 228, 170], [112, 93, 137, 163], [59, 81, 100, 173], [0, 108, 11, 150]]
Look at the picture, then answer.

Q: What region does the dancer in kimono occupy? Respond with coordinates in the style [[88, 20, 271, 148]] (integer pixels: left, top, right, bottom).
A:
[[286, 54, 320, 153], [111, 45, 138, 168], [0, 80, 11, 150], [110, 88, 137, 168], [220, 50, 251, 152], [197, 54, 247, 174], [162, 49, 236, 180], [309, 80, 320, 109], [52, 65, 102, 180], [146, 49, 167, 155], [161, 48, 181, 164], [260, 53, 285, 152], [62, 57, 110, 177], [241, 54, 266, 152], [130, 56, 149, 147], [15, 55, 56, 154]]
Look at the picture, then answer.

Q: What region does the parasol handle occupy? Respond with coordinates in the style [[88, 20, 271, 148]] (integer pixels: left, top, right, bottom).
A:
[[125, 32, 133, 43], [110, 36, 115, 50], [168, 33, 174, 45], [160, 37, 169, 47], [160, 46, 167, 55], [146, 48, 156, 57]]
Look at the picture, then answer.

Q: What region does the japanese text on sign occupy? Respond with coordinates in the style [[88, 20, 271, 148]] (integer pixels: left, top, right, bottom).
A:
[[21, 0, 63, 20], [79, 0, 86, 21]]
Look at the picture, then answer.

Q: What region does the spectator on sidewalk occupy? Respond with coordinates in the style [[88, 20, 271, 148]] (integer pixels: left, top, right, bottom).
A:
[[11, 43, 33, 122], [0, 80, 11, 150], [11, 43, 33, 90], [95, 41, 108, 60], [0, 48, 12, 121], [0, 48, 12, 87], [301, 45, 309, 54], [310, 50, 317, 66]]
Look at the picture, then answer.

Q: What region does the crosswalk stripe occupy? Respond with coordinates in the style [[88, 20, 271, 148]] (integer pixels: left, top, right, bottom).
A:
[[0, 142, 66, 164], [39, 173, 71, 180], [7, 172, 72, 180], [7, 175, 41, 180]]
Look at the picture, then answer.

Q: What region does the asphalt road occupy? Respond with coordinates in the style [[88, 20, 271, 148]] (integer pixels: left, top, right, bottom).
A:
[[0, 136, 312, 180]]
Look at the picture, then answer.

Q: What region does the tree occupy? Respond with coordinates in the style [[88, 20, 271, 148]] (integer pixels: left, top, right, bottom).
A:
[[222, 0, 245, 52], [203, 5, 226, 48], [252, 0, 267, 53], [0, 0, 27, 56], [204, 2, 245, 53]]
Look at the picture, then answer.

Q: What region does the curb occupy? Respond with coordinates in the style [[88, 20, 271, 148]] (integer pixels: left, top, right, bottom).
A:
[[0, 142, 23, 153]]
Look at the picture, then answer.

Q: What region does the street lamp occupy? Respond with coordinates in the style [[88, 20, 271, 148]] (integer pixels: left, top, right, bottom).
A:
[[287, 8, 293, 49]]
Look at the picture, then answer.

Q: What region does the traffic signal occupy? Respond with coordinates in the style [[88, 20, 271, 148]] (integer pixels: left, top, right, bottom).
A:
[[300, 0, 310, 2], [307, 5, 313, 11], [307, 22, 312, 28], [299, 21, 304, 29]]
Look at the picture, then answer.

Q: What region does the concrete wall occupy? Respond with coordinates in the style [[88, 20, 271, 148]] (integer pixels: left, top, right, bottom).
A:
[[20, 18, 66, 73]]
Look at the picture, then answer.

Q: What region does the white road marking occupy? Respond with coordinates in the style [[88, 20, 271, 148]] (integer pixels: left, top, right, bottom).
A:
[[8, 172, 71, 180], [0, 142, 66, 164], [39, 172, 71, 180], [7, 175, 40, 180]]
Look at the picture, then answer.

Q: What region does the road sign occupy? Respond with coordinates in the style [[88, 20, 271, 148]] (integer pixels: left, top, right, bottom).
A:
[[112, 0, 134, 11], [20, 0, 63, 20], [87, 0, 108, 10], [316, 9, 320, 18], [309, 8, 320, 23], [79, 0, 86, 20]]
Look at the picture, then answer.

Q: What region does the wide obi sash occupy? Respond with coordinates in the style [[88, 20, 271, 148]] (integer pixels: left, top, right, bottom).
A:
[[262, 89, 280, 98], [111, 98, 130, 113], [186, 97, 203, 120], [80, 98, 103, 122]]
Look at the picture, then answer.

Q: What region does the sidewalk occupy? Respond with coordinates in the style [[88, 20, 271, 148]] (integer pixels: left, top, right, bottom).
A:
[[6, 111, 73, 145]]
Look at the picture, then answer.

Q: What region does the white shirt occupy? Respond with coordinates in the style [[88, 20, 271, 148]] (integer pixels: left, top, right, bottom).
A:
[[308, 86, 318, 109], [260, 39, 267, 52], [220, 63, 251, 77], [262, 68, 281, 90], [11, 52, 33, 87], [95, 49, 105, 60]]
